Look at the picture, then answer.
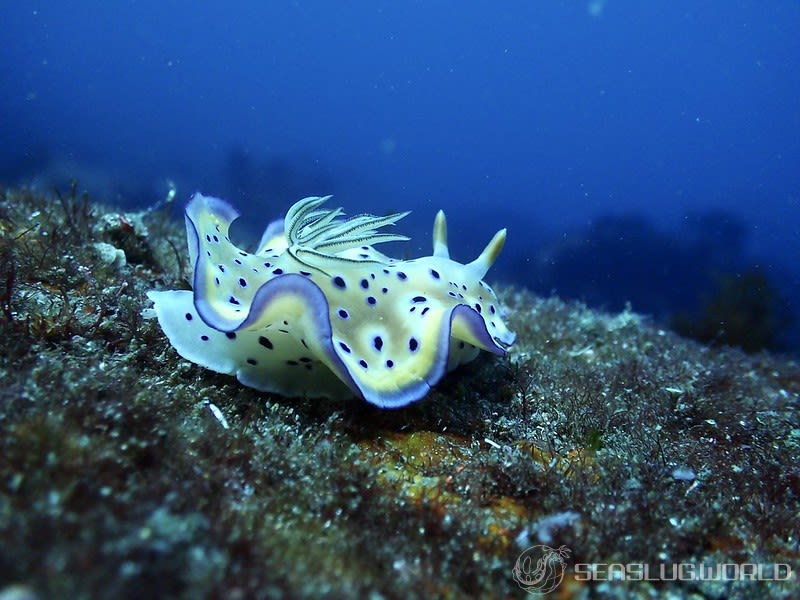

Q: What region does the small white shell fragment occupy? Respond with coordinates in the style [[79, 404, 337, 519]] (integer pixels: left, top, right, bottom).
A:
[[205, 401, 229, 429], [671, 468, 696, 481]]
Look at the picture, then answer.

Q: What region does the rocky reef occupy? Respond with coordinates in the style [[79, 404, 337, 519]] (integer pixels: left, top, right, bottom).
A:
[[0, 184, 797, 599]]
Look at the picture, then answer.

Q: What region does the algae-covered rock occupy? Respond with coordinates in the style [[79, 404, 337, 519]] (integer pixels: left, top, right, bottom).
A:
[[0, 185, 798, 599]]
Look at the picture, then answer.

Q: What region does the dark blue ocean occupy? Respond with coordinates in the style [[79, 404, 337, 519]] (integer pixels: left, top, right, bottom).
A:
[[2, 1, 799, 351]]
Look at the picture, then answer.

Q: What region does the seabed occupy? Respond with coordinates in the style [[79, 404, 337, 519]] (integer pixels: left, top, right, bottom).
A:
[[0, 185, 797, 599]]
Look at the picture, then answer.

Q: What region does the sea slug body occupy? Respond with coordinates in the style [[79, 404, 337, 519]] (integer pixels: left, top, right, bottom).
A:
[[149, 193, 515, 408]]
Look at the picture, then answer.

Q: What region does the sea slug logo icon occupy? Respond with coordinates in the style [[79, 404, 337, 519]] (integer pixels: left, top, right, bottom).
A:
[[512, 544, 571, 595]]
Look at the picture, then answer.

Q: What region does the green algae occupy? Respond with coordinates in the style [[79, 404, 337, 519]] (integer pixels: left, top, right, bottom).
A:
[[0, 184, 798, 599]]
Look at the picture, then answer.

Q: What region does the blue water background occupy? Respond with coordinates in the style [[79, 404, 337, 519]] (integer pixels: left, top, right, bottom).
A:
[[2, 1, 799, 349]]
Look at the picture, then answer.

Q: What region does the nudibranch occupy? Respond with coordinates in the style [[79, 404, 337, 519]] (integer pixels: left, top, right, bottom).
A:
[[148, 193, 515, 408]]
